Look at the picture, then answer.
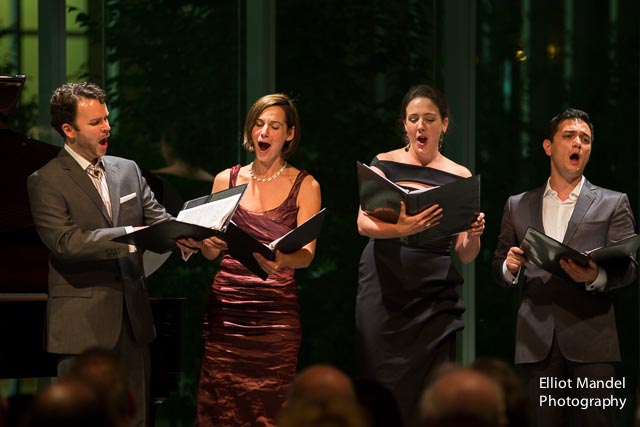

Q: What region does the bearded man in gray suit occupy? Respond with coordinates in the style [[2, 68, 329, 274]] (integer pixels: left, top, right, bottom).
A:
[[27, 82, 199, 427], [492, 108, 636, 427]]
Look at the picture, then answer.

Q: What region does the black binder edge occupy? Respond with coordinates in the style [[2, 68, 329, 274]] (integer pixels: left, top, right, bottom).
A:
[[112, 219, 221, 254], [225, 208, 327, 280], [520, 227, 588, 281]]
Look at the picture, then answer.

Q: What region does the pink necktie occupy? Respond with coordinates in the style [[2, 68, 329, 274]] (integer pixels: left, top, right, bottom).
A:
[[87, 163, 112, 218]]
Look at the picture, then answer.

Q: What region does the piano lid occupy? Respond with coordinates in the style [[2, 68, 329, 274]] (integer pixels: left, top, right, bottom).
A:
[[0, 75, 27, 129], [0, 74, 57, 292]]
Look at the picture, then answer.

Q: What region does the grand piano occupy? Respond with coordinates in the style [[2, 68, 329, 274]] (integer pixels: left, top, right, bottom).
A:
[[0, 76, 183, 413]]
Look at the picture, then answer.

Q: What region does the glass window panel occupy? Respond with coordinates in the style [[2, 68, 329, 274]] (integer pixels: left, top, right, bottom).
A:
[[66, 37, 88, 81], [0, 1, 12, 30], [66, 0, 87, 32], [0, 38, 12, 69], [20, 0, 37, 31], [66, 1, 89, 81], [19, 35, 38, 118]]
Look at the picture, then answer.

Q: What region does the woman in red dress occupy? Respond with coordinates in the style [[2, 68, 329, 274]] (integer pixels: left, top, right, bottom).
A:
[[196, 93, 322, 427]]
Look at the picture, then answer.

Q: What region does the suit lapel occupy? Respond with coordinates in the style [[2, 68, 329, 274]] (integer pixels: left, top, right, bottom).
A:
[[58, 150, 113, 225], [563, 180, 595, 244], [530, 185, 545, 233], [104, 158, 121, 225]]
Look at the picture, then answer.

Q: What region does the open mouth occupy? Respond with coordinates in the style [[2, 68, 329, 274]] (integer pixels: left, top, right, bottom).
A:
[[258, 141, 271, 151], [569, 153, 580, 163], [417, 136, 427, 144], [99, 137, 108, 145]]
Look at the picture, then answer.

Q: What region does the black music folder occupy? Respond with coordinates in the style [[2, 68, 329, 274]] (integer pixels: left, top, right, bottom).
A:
[[225, 208, 327, 280], [113, 184, 247, 253], [521, 227, 640, 280], [357, 161, 480, 238]]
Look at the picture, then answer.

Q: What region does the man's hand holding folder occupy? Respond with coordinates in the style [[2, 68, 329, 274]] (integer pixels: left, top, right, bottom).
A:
[[520, 227, 640, 282], [112, 184, 247, 253]]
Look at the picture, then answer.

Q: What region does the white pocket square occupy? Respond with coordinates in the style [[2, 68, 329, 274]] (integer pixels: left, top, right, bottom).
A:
[[120, 193, 137, 204]]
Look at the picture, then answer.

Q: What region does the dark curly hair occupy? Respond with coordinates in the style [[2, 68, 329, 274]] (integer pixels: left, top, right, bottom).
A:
[[50, 82, 107, 138]]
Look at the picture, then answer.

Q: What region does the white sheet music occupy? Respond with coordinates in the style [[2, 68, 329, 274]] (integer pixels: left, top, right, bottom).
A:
[[176, 193, 242, 229]]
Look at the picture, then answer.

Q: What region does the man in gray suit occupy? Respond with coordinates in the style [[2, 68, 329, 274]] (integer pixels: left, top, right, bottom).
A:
[[27, 82, 199, 427], [492, 108, 636, 427]]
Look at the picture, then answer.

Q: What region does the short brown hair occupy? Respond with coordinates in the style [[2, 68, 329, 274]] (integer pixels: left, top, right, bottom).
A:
[[242, 93, 301, 159], [50, 82, 107, 138]]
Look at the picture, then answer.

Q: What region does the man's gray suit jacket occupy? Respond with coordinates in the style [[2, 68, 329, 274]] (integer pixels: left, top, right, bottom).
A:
[[27, 148, 170, 354], [492, 179, 637, 364]]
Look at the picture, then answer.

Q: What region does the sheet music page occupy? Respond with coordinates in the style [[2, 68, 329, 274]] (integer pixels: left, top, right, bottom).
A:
[[176, 193, 242, 229]]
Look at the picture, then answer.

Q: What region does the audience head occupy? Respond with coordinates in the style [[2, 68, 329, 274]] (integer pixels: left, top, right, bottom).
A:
[[242, 93, 301, 159], [280, 364, 369, 427], [471, 357, 529, 427], [353, 378, 403, 427], [420, 367, 507, 427], [26, 379, 114, 427], [277, 399, 370, 427], [287, 364, 356, 404], [65, 347, 135, 427], [50, 82, 107, 139]]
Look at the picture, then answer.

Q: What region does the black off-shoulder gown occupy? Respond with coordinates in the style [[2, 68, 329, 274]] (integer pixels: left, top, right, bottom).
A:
[[356, 159, 466, 427]]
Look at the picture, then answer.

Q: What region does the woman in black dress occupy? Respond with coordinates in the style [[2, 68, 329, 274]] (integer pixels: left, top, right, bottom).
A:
[[356, 84, 485, 427]]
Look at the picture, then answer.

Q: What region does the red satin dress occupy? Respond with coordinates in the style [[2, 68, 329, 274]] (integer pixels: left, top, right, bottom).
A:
[[196, 165, 307, 427]]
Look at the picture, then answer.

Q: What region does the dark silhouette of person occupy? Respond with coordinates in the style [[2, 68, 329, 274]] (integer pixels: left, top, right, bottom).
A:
[[0, 390, 6, 427], [354, 378, 404, 427]]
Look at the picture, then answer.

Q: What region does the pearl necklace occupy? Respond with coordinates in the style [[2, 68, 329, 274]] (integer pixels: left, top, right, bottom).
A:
[[249, 161, 287, 182]]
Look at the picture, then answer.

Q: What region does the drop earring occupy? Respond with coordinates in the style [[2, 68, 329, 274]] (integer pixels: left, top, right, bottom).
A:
[[438, 132, 445, 151], [404, 141, 410, 152]]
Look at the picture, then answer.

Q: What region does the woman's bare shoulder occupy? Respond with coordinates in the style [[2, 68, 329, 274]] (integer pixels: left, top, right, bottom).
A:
[[212, 165, 249, 191], [285, 165, 320, 193], [441, 157, 472, 178]]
